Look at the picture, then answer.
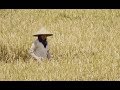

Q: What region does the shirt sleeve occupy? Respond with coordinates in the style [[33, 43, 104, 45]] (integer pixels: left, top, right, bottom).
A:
[[47, 44, 51, 59], [29, 40, 36, 52], [47, 50, 50, 59], [29, 41, 39, 60]]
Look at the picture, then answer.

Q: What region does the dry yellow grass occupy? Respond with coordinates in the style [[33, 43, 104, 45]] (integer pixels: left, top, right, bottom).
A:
[[0, 9, 120, 81]]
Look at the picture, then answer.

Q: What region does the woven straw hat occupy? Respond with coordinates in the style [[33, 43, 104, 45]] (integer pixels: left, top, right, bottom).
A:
[[33, 27, 53, 36]]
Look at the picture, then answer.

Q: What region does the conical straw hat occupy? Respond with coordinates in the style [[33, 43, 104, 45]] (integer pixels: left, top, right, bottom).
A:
[[33, 27, 53, 36]]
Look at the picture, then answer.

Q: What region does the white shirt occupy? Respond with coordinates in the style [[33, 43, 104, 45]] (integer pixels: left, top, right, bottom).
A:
[[29, 39, 50, 60]]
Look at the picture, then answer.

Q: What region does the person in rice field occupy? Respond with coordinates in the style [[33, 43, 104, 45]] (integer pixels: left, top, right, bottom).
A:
[[29, 27, 53, 61]]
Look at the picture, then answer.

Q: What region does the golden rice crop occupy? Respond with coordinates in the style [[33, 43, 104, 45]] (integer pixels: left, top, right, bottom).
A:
[[0, 9, 120, 81]]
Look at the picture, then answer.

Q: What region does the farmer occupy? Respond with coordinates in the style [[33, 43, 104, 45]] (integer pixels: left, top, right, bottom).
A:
[[29, 27, 53, 61]]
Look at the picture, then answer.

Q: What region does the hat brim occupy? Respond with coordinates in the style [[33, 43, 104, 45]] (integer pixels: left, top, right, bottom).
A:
[[33, 34, 53, 36]]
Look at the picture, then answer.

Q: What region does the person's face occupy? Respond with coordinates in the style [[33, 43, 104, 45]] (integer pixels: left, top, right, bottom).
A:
[[39, 35, 47, 40]]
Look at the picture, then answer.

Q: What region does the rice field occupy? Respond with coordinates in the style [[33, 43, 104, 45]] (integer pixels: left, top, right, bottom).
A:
[[0, 9, 120, 81]]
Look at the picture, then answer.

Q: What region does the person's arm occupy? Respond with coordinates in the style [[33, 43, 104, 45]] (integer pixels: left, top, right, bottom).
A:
[[47, 50, 50, 59], [47, 50, 52, 59], [29, 42, 41, 60]]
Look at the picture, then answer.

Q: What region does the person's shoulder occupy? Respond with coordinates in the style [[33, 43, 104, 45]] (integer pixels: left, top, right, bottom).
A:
[[32, 39, 38, 44]]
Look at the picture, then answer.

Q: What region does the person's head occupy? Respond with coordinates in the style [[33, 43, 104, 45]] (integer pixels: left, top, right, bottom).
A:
[[33, 27, 53, 44], [38, 35, 47, 41], [38, 35, 48, 48]]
